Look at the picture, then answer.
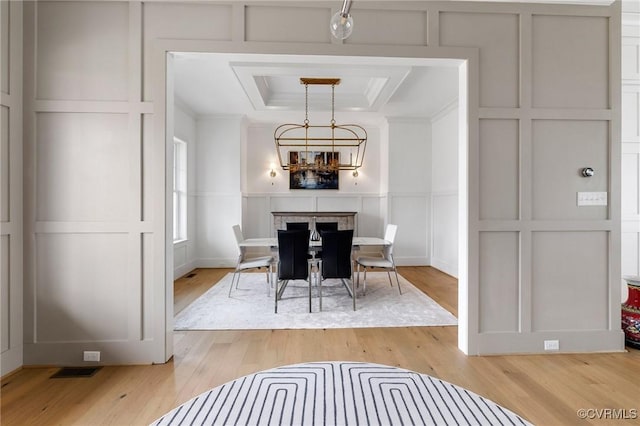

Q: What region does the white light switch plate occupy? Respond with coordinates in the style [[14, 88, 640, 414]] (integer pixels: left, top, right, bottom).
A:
[[577, 192, 607, 206]]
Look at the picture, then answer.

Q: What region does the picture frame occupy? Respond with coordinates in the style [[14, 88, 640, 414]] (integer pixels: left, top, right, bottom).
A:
[[289, 151, 339, 190]]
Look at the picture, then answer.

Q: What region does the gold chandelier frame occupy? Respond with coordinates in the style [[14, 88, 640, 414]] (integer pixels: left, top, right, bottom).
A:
[[274, 78, 367, 172]]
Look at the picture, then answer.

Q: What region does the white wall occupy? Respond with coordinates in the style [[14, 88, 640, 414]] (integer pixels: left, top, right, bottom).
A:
[[15, 0, 624, 366], [194, 116, 243, 267], [621, 2, 640, 300], [387, 119, 432, 265], [431, 103, 459, 277], [173, 101, 197, 279]]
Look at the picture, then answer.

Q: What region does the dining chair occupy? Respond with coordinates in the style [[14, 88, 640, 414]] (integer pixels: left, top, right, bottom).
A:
[[318, 229, 356, 311], [286, 222, 309, 230], [229, 225, 275, 297], [315, 221, 338, 235], [355, 224, 401, 295], [275, 229, 314, 313]]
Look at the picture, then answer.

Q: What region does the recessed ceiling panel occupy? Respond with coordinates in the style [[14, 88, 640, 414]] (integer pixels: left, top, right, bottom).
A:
[[231, 62, 411, 112]]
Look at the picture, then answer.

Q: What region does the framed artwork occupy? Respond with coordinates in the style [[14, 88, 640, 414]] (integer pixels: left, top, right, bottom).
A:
[[289, 151, 339, 190]]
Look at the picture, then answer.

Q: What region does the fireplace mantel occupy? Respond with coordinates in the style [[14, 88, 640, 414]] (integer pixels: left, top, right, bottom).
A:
[[272, 211, 357, 233]]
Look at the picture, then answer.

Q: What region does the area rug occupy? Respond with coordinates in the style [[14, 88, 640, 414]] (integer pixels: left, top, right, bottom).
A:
[[150, 361, 532, 425], [174, 272, 457, 330]]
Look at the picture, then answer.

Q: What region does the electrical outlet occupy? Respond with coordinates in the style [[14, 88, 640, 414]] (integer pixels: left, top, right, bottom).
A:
[[83, 351, 101, 362], [544, 340, 559, 351]]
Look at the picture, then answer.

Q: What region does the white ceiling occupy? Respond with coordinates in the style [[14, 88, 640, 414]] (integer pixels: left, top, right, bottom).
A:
[[172, 53, 460, 125]]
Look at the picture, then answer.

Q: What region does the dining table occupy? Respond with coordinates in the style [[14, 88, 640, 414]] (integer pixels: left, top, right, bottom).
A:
[[238, 236, 390, 249], [238, 236, 390, 303]]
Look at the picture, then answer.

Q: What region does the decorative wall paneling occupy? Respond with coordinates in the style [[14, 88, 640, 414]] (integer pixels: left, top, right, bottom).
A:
[[0, 0, 23, 376], [23, 1, 162, 365], [621, 5, 640, 288], [18, 0, 623, 366]]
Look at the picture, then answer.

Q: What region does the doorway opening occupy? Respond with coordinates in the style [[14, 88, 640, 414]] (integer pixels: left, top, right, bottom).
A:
[[165, 51, 470, 354]]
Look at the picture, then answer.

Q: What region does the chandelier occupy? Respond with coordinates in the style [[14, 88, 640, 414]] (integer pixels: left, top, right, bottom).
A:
[[274, 77, 367, 173]]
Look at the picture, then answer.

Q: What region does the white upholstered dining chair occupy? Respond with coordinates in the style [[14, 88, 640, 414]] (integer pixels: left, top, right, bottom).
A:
[[355, 224, 401, 295], [229, 225, 275, 297]]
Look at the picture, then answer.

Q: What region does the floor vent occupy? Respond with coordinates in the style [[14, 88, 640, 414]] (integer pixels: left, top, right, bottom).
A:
[[50, 366, 102, 379], [186, 273, 197, 278]]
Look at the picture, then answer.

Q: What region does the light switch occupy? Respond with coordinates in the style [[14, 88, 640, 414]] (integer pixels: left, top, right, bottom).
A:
[[577, 192, 607, 206]]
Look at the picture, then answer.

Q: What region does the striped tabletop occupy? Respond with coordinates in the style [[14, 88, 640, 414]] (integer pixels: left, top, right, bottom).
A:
[[151, 361, 531, 426]]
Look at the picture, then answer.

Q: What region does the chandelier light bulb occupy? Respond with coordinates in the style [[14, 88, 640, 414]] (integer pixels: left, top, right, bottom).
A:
[[330, 11, 353, 40]]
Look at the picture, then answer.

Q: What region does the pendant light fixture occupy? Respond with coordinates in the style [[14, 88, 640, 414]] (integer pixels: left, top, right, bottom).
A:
[[273, 78, 367, 173], [330, 0, 354, 40]]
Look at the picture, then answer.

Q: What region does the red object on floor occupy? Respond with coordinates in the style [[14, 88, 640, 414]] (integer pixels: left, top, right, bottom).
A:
[[622, 276, 640, 350]]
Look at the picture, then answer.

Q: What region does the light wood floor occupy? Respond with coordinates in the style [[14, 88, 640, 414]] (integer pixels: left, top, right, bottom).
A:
[[2, 267, 638, 425]]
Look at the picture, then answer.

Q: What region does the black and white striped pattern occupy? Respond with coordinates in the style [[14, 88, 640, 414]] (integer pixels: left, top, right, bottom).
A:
[[151, 362, 531, 426]]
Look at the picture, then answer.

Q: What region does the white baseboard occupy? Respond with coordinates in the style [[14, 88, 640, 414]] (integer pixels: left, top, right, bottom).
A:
[[174, 260, 198, 280], [430, 257, 458, 278], [196, 258, 237, 269]]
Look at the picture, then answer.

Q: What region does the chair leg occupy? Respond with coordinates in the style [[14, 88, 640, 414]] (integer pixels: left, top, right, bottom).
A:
[[265, 265, 272, 297], [229, 269, 240, 297], [308, 263, 312, 313], [343, 278, 356, 311], [394, 267, 401, 295], [363, 268, 368, 295]]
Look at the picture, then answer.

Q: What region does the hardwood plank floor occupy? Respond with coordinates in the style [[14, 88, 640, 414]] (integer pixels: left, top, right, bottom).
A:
[[2, 267, 638, 425]]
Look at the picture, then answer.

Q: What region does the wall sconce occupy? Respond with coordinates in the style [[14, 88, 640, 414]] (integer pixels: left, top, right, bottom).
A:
[[352, 169, 359, 185], [269, 164, 277, 185]]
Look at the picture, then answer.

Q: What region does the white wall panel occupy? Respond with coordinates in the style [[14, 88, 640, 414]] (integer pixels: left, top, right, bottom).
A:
[[244, 196, 271, 238], [431, 105, 459, 277], [388, 120, 431, 193], [622, 38, 640, 80], [0, 0, 8, 94], [532, 120, 609, 220], [622, 232, 639, 279], [440, 12, 519, 108], [270, 196, 315, 213], [432, 193, 458, 276], [532, 232, 609, 332], [1, 106, 8, 222], [2, 0, 23, 375], [36, 1, 128, 101], [245, 6, 330, 43], [621, 8, 640, 300], [479, 232, 519, 333], [622, 90, 639, 141], [479, 119, 519, 220], [346, 9, 426, 46], [389, 195, 429, 265], [1, 236, 9, 353], [36, 113, 130, 222], [316, 196, 360, 213], [196, 117, 242, 194], [532, 15, 609, 109], [35, 233, 129, 342], [358, 196, 384, 238], [143, 3, 233, 100], [196, 194, 241, 266], [622, 152, 639, 216]]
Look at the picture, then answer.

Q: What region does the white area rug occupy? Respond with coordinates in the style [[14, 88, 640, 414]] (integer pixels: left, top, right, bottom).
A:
[[174, 272, 457, 330], [151, 361, 532, 425]]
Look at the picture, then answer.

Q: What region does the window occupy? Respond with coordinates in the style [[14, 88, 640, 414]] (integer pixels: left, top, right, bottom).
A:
[[173, 137, 187, 242]]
